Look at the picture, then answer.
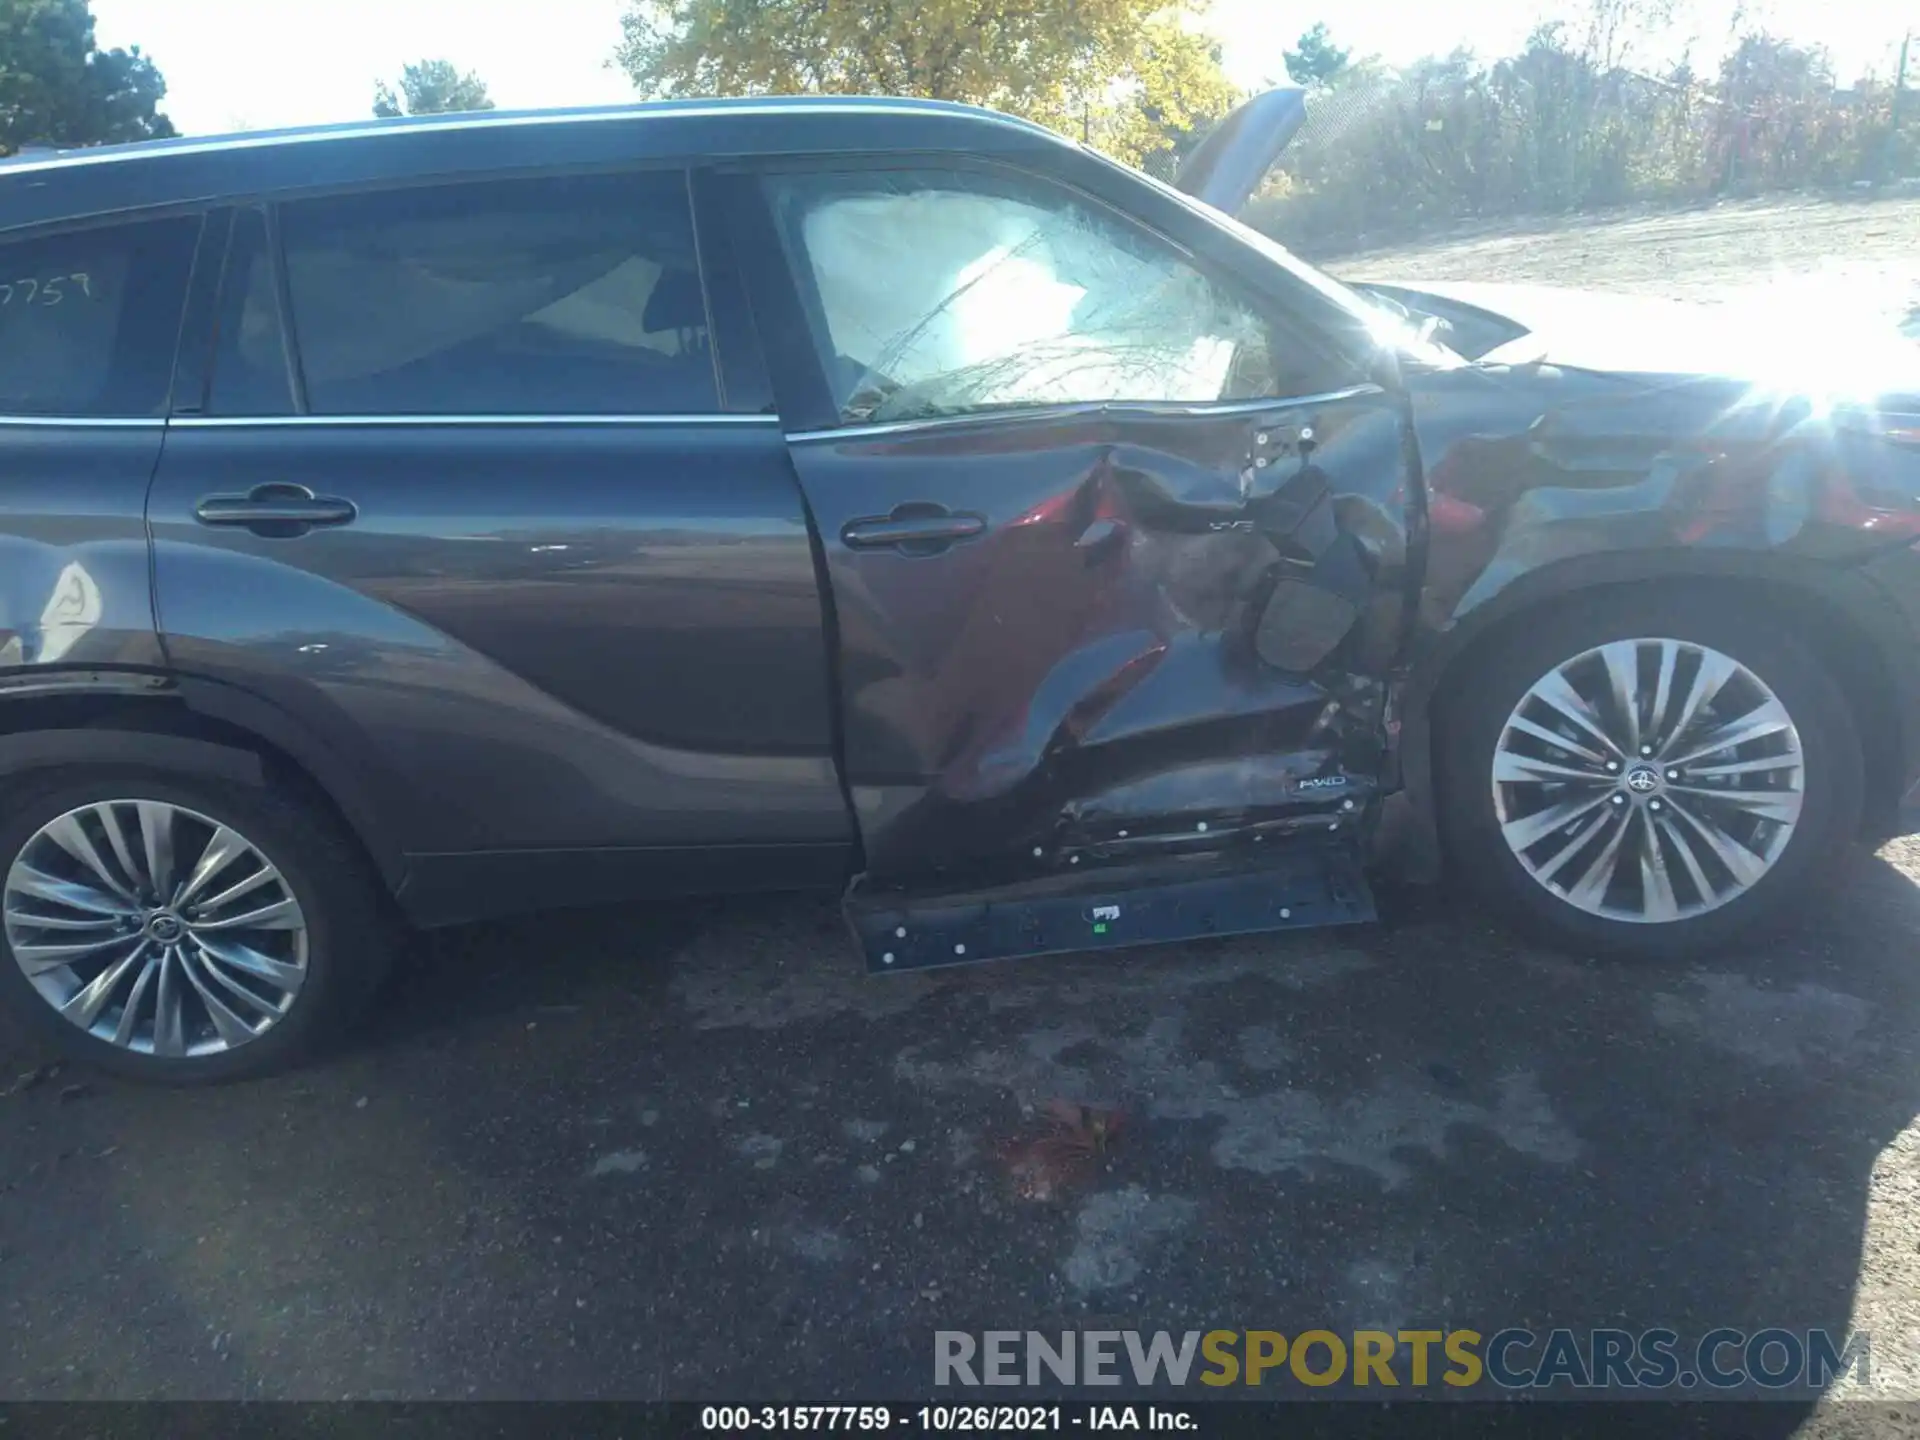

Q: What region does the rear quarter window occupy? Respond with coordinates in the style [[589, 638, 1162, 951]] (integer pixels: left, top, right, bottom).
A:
[[0, 215, 200, 417]]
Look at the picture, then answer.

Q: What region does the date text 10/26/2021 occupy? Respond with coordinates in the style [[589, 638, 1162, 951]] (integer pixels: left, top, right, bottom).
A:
[[701, 1407, 1191, 1432]]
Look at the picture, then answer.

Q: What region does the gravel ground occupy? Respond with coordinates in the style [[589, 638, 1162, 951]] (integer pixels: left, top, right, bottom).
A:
[[5, 200, 1920, 1429]]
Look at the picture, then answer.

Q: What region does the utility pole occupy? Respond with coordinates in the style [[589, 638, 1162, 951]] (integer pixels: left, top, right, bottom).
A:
[[1894, 29, 1911, 132], [1889, 30, 1912, 183]]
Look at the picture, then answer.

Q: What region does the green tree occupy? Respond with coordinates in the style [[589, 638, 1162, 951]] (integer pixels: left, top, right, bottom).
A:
[[613, 0, 1238, 170], [1283, 21, 1350, 86], [1085, 18, 1241, 175], [0, 0, 174, 155], [372, 59, 495, 118]]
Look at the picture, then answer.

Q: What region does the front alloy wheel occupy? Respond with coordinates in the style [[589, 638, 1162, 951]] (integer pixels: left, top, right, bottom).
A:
[[1492, 638, 1805, 922], [1439, 591, 1862, 960], [5, 800, 310, 1056]]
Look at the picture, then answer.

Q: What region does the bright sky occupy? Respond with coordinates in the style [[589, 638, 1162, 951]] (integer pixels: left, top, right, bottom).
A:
[[91, 0, 1913, 139]]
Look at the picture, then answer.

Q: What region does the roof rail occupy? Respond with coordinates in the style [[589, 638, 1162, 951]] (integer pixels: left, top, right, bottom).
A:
[[0, 96, 1066, 177]]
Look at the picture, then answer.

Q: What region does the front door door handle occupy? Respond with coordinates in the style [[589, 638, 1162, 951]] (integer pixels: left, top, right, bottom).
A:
[[841, 505, 986, 553], [194, 483, 358, 534]]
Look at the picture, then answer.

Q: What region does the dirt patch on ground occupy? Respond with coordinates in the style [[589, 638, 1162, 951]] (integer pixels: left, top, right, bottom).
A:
[[1327, 193, 1920, 333]]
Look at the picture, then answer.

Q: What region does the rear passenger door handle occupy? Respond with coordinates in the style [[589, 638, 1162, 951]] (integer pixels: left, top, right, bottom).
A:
[[194, 484, 358, 535]]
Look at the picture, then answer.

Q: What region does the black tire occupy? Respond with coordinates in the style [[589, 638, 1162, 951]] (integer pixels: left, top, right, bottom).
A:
[[1435, 588, 1863, 961], [0, 767, 393, 1084]]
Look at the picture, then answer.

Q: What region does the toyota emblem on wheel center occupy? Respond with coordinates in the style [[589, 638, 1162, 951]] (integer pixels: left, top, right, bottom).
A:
[[1626, 766, 1661, 794]]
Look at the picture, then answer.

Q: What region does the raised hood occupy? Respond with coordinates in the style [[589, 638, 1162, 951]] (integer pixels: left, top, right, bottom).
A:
[[1171, 85, 1308, 217]]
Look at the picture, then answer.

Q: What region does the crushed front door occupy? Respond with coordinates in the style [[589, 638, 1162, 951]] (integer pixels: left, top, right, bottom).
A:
[[741, 161, 1420, 887]]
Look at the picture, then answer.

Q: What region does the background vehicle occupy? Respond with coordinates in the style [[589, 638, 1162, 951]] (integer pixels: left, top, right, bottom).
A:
[[4, 91, 1919, 1083]]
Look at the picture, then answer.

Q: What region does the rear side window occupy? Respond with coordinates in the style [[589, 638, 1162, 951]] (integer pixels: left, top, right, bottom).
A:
[[0, 216, 200, 416], [269, 170, 719, 416]]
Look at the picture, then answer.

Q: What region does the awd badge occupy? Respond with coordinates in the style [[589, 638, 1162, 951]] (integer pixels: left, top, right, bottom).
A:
[[1297, 773, 1350, 792]]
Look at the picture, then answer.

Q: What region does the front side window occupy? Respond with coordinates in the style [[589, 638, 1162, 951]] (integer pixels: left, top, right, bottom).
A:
[[0, 216, 200, 417], [767, 169, 1294, 426], [268, 170, 718, 416]]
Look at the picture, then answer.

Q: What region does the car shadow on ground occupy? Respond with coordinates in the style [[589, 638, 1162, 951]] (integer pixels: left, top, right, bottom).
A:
[[3, 850, 1918, 1415], [355, 894, 724, 1046]]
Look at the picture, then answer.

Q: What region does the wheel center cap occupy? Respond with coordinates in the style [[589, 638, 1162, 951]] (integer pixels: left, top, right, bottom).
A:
[[1625, 764, 1662, 795], [145, 911, 185, 943]]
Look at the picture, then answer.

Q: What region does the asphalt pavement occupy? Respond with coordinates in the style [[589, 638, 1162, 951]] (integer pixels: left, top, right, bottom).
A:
[[5, 836, 1920, 1431]]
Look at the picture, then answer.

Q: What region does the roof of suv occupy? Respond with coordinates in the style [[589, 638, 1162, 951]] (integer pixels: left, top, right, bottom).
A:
[[0, 95, 1077, 233]]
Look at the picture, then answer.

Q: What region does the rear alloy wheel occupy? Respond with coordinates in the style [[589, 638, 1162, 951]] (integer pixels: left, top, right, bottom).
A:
[[6, 800, 308, 1055], [0, 772, 391, 1082], [1439, 593, 1861, 959]]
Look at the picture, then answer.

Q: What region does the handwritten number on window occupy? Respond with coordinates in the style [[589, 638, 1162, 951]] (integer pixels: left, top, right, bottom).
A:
[[0, 273, 91, 308]]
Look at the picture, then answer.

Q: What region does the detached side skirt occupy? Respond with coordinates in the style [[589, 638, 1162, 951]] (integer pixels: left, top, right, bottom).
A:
[[847, 844, 1376, 974]]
